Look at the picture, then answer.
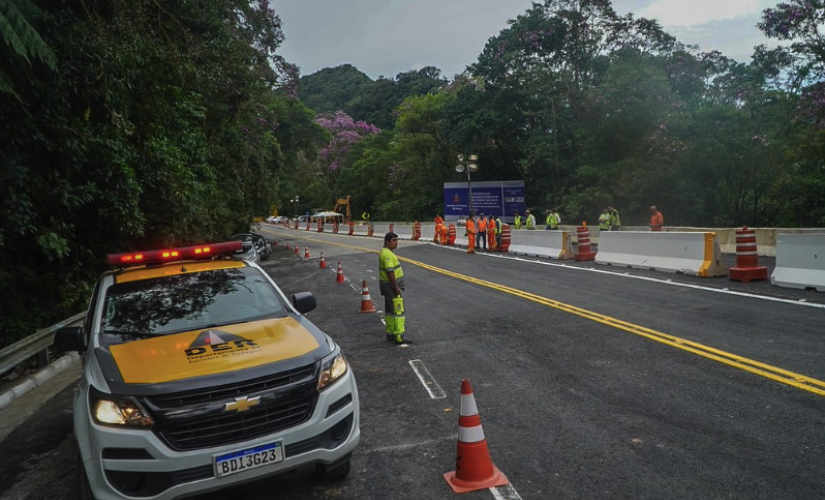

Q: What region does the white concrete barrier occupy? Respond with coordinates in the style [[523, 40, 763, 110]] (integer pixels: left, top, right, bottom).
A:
[[509, 230, 575, 260], [771, 234, 825, 292], [596, 231, 727, 277]]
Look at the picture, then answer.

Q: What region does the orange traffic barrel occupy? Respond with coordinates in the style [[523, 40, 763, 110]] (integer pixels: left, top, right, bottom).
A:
[[317, 218, 324, 233], [348, 221, 355, 236], [367, 224, 374, 238], [333, 222, 339, 234], [413, 221, 421, 241], [305, 219, 310, 231], [575, 225, 597, 261], [729, 226, 768, 282], [389, 222, 395, 234], [448, 223, 457, 245], [293, 219, 299, 230], [498, 224, 511, 252]]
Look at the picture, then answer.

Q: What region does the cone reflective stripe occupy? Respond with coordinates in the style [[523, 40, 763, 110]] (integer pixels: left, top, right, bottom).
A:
[[444, 379, 508, 494], [319, 252, 327, 268], [358, 280, 377, 313], [336, 262, 345, 283]]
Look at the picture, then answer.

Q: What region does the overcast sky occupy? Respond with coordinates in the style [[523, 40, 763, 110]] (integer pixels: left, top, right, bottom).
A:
[[274, 0, 780, 80]]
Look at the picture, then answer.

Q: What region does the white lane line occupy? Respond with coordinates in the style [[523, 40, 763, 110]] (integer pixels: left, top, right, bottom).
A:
[[349, 283, 359, 292], [438, 245, 825, 310], [490, 484, 523, 500], [408, 360, 446, 399]]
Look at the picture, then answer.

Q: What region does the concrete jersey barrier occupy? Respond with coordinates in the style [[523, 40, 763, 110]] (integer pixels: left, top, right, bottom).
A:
[[595, 231, 727, 277], [771, 234, 825, 292], [508, 230, 575, 260]]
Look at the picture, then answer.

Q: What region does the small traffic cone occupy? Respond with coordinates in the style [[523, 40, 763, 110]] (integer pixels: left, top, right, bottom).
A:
[[285, 241, 290, 250], [273, 238, 278, 246], [304, 246, 310, 258], [319, 252, 327, 269], [336, 262, 345, 283], [358, 280, 376, 314], [294, 244, 300, 255], [444, 379, 508, 493]]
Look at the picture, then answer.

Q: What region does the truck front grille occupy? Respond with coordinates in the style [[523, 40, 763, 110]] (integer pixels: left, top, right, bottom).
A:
[[158, 395, 316, 450], [143, 363, 319, 451]]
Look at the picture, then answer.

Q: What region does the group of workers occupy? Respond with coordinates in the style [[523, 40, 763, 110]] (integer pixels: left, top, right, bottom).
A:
[[462, 213, 503, 254], [512, 208, 561, 230]]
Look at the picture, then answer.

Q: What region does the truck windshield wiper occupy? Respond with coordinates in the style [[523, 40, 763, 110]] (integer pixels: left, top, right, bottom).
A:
[[102, 329, 164, 338]]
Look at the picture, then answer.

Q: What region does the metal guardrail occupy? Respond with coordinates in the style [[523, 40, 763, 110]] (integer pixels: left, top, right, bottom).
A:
[[0, 312, 86, 378]]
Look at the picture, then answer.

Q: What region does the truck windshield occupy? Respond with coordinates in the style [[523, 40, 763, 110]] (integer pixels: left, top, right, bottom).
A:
[[99, 267, 287, 343]]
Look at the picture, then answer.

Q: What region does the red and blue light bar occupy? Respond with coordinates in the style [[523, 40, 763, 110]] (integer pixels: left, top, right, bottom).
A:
[[107, 241, 242, 266]]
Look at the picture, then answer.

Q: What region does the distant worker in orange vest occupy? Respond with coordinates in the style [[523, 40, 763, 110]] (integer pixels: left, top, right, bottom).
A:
[[476, 213, 488, 251], [440, 222, 449, 245], [487, 215, 497, 251], [434, 214, 444, 241], [649, 206, 664, 231], [464, 215, 477, 254]]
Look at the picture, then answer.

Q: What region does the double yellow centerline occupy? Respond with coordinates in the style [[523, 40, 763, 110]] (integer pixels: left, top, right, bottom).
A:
[[269, 229, 825, 398]]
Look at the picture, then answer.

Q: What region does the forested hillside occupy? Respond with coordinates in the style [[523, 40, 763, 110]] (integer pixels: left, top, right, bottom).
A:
[[299, 65, 447, 129], [297, 0, 825, 230]]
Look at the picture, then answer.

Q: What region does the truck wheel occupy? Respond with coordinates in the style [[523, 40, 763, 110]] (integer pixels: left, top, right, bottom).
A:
[[315, 457, 351, 480]]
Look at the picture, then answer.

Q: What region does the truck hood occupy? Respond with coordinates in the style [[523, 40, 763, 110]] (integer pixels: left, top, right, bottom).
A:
[[95, 316, 328, 393]]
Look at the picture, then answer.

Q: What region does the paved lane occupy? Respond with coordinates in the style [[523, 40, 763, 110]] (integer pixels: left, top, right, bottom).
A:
[[1, 227, 823, 500]]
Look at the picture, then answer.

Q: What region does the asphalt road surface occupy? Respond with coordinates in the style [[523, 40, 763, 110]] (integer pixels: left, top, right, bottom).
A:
[[2, 227, 824, 500]]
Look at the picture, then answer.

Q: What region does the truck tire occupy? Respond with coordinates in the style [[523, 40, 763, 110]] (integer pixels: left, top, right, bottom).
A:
[[315, 457, 351, 481], [77, 455, 100, 500]]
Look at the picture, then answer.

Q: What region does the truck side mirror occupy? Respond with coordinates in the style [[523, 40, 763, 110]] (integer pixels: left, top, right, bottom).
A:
[[292, 292, 317, 315], [54, 326, 85, 353]]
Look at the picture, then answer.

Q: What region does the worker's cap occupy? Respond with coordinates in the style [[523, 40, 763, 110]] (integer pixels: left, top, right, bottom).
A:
[[525, 210, 530, 213], [384, 232, 398, 243]]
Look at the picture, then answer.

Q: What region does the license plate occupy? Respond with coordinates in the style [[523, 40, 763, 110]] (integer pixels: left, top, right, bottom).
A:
[[214, 441, 283, 478]]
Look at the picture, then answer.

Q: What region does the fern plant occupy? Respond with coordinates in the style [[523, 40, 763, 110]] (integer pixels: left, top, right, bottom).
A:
[[0, 0, 56, 96]]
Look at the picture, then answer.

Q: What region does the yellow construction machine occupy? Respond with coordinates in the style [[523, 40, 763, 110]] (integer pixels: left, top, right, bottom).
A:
[[334, 195, 351, 221]]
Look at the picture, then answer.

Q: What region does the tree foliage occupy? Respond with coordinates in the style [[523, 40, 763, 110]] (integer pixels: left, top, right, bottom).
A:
[[0, 0, 326, 346]]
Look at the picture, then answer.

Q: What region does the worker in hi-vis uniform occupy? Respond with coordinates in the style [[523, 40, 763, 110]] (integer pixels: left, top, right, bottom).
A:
[[477, 213, 488, 251], [465, 215, 477, 254], [379, 232, 411, 345], [599, 208, 612, 232]]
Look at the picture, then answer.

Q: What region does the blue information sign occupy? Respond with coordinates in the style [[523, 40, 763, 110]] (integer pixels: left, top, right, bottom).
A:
[[443, 181, 525, 222]]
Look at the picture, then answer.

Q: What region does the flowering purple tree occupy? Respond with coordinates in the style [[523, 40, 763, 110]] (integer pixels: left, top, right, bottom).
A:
[[315, 111, 381, 172], [758, 0, 825, 88]]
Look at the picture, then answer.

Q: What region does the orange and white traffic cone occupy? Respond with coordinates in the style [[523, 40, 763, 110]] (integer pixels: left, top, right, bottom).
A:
[[358, 280, 376, 314], [336, 262, 345, 283], [294, 244, 299, 255], [444, 379, 509, 494], [304, 246, 310, 258], [273, 238, 278, 246], [285, 241, 290, 250], [319, 252, 327, 269]]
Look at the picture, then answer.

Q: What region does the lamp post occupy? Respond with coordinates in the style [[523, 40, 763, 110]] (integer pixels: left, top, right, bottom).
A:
[[456, 154, 479, 217], [291, 196, 300, 217]]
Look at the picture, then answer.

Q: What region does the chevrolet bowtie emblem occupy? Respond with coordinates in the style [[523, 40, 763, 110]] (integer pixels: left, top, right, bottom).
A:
[[224, 396, 261, 412]]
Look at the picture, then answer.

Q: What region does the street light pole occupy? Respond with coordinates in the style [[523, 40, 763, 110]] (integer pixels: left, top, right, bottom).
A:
[[291, 196, 299, 217], [456, 154, 479, 217]]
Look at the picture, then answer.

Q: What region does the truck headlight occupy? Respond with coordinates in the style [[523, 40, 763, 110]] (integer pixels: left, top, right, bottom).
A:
[[90, 388, 154, 427], [317, 353, 348, 391]]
